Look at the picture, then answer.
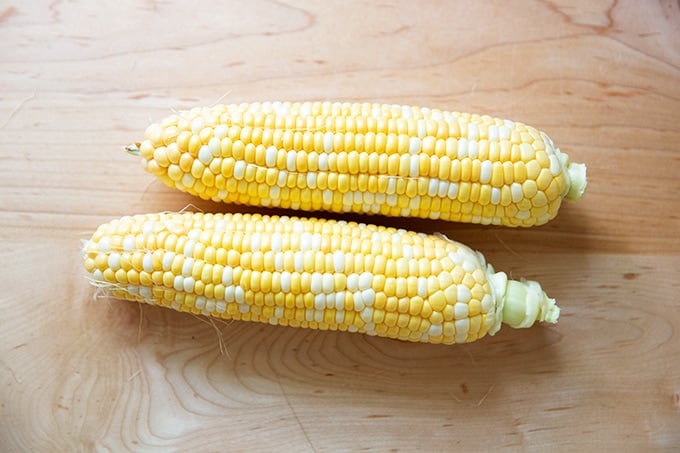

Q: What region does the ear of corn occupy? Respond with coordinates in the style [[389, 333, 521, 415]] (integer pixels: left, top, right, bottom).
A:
[[130, 101, 586, 227], [82, 212, 559, 345]]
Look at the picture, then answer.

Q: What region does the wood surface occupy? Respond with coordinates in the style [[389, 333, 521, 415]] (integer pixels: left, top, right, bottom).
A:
[[2, 0, 679, 451]]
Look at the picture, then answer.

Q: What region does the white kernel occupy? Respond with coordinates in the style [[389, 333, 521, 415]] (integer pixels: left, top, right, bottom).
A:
[[418, 277, 428, 297], [234, 286, 245, 304], [358, 272, 372, 290], [198, 145, 212, 165], [335, 292, 345, 310], [481, 294, 494, 312], [304, 308, 314, 322], [386, 178, 396, 194], [250, 232, 261, 252], [107, 253, 121, 271], [429, 324, 443, 337], [181, 173, 196, 187], [274, 253, 284, 272], [314, 293, 326, 310], [233, 161, 246, 179], [549, 154, 562, 176], [335, 309, 345, 325], [408, 155, 420, 177], [92, 269, 104, 282], [222, 266, 233, 286], [454, 302, 469, 319], [123, 235, 135, 253], [446, 138, 456, 156], [98, 237, 111, 253], [162, 252, 175, 271], [191, 117, 204, 134], [428, 179, 439, 197], [265, 146, 278, 167], [311, 272, 323, 294], [409, 196, 420, 211], [139, 286, 152, 299], [183, 277, 195, 293], [215, 301, 226, 313], [323, 132, 334, 152], [360, 307, 374, 323], [195, 296, 206, 309], [142, 253, 153, 272], [488, 125, 499, 141], [325, 293, 335, 308], [142, 221, 155, 235], [270, 232, 282, 252], [468, 140, 479, 158], [323, 189, 333, 206], [417, 119, 427, 138], [225, 286, 235, 302], [183, 240, 195, 257], [437, 180, 449, 197], [300, 232, 312, 251], [457, 138, 468, 159], [353, 292, 365, 311], [480, 161, 492, 184], [280, 271, 291, 292], [238, 303, 249, 314], [333, 251, 345, 273], [306, 172, 317, 189], [491, 187, 501, 204], [276, 171, 287, 187], [323, 273, 334, 293], [318, 153, 328, 171], [511, 183, 524, 203], [361, 288, 375, 306], [448, 183, 459, 199], [173, 275, 184, 291], [409, 137, 421, 154], [499, 124, 511, 140], [468, 122, 479, 141], [182, 258, 194, 276], [457, 285, 471, 303], [294, 251, 304, 272], [455, 318, 470, 339], [313, 309, 323, 323], [347, 274, 359, 292], [213, 125, 228, 139], [286, 150, 296, 172]]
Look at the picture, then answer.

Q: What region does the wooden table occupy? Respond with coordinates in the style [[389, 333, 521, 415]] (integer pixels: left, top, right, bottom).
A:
[[2, 1, 678, 450]]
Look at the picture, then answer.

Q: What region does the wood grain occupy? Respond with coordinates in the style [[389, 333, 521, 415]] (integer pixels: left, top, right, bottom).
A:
[[1, 0, 679, 451]]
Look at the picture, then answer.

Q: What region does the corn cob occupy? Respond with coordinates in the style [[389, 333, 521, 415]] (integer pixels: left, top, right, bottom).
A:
[[82, 212, 559, 345], [129, 101, 586, 227]]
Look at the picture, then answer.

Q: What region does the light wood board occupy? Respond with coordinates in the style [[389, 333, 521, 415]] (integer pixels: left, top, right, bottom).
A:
[[2, 1, 679, 450]]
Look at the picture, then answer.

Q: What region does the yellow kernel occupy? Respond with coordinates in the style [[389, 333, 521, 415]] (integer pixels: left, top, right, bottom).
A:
[[536, 168, 553, 191]]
